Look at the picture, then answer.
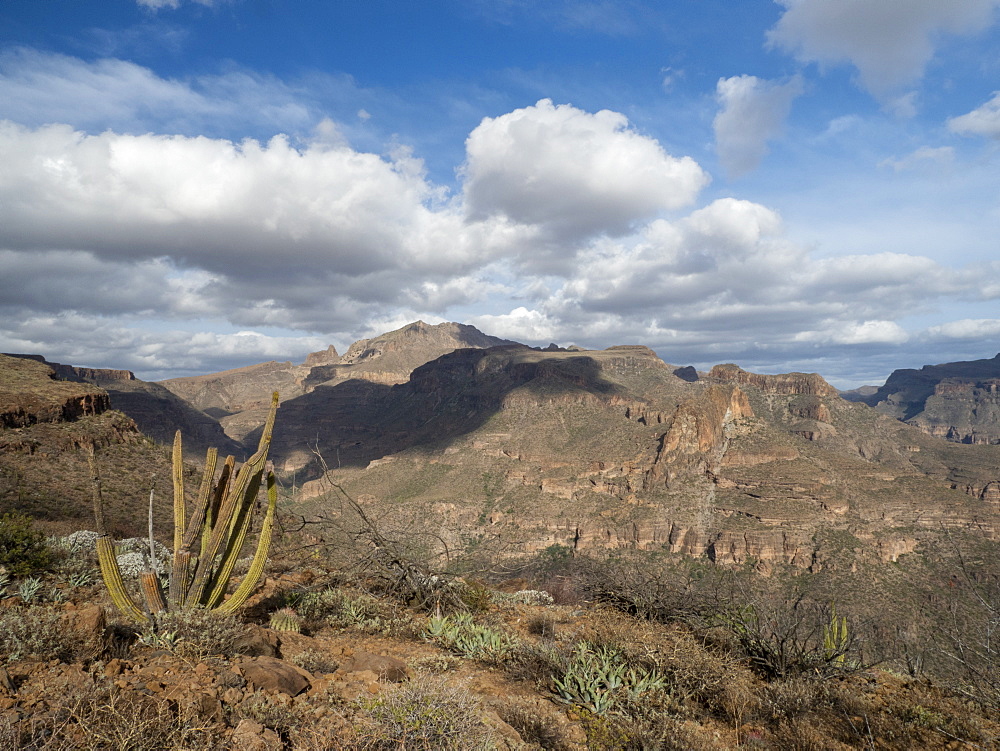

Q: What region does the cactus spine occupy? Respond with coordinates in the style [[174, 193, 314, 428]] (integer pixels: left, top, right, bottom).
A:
[[94, 392, 280, 623]]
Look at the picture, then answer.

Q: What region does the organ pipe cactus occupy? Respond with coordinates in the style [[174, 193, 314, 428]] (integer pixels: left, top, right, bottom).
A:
[[93, 392, 280, 623]]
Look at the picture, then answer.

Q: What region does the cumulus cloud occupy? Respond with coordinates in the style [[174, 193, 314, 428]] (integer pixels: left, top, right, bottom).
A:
[[0, 117, 534, 354], [768, 0, 1000, 97], [713, 75, 803, 178], [0, 121, 484, 281], [462, 99, 709, 241], [0, 312, 328, 378], [467, 196, 986, 382], [948, 91, 1000, 138], [0, 52, 996, 384], [798, 320, 910, 346]]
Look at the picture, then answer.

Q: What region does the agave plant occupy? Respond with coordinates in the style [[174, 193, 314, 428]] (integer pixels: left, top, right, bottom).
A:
[[93, 392, 280, 623]]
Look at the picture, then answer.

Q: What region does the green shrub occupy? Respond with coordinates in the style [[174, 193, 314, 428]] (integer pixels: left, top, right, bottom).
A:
[[423, 612, 519, 663], [0, 511, 53, 576], [550, 641, 667, 716]]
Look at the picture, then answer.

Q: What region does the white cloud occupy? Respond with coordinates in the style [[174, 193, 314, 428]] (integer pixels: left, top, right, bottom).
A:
[[0, 121, 465, 279], [462, 99, 709, 240], [0, 51, 996, 383], [0, 312, 328, 378], [0, 49, 316, 137], [713, 75, 804, 178], [136, 0, 218, 9], [768, 0, 1000, 97], [926, 318, 1000, 339], [886, 91, 919, 119], [948, 91, 1000, 138], [879, 145, 955, 172], [462, 197, 986, 374], [468, 307, 559, 343], [800, 320, 910, 346]]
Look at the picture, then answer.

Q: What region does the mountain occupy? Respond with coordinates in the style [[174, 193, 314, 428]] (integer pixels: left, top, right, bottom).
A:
[[3, 354, 241, 459], [269, 346, 1000, 570], [0, 354, 178, 535], [158, 321, 518, 444], [7, 330, 1000, 574], [862, 353, 1000, 444]]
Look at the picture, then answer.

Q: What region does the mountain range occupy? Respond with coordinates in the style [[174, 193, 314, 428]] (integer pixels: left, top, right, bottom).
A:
[[3, 321, 999, 574]]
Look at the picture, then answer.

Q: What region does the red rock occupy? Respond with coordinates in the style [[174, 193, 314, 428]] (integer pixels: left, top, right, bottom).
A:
[[231, 719, 282, 751], [236, 657, 312, 696], [338, 651, 410, 682]]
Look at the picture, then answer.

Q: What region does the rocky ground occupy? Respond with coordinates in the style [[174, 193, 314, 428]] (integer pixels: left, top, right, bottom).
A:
[[1, 532, 999, 751]]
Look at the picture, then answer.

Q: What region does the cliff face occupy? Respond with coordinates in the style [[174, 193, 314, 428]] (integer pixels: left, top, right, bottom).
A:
[[281, 347, 1000, 571], [4, 354, 239, 459], [0, 355, 110, 428], [0, 354, 182, 534], [709, 363, 838, 396], [865, 354, 1000, 444]]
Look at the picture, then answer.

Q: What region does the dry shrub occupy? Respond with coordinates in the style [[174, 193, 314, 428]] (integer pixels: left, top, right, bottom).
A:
[[0, 680, 222, 751], [147, 608, 252, 659], [0, 604, 88, 662], [354, 677, 497, 751], [526, 613, 557, 638], [581, 710, 723, 751], [761, 677, 819, 723], [772, 717, 854, 751], [494, 700, 574, 750], [289, 647, 340, 675], [410, 653, 461, 674]]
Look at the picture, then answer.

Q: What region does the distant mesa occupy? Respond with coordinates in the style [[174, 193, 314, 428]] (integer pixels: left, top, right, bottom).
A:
[[709, 363, 837, 397], [864, 353, 1000, 445], [0, 354, 111, 428]]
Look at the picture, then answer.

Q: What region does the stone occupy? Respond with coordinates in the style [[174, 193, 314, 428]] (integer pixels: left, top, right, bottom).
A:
[[237, 657, 312, 696], [231, 719, 282, 751], [232, 624, 279, 657], [337, 651, 410, 682]]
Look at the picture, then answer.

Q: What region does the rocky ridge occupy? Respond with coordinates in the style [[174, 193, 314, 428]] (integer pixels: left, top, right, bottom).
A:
[[3, 354, 239, 459], [0, 355, 110, 429], [275, 344, 1000, 571], [159, 321, 517, 444], [863, 353, 1000, 444]]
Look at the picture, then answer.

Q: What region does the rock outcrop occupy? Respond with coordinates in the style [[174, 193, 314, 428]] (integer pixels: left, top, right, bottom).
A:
[[0, 355, 110, 428], [864, 353, 1000, 444], [709, 363, 838, 396], [4, 354, 239, 458]]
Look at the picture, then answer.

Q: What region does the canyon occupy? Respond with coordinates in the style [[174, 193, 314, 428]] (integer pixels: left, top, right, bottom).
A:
[[3, 325, 999, 573]]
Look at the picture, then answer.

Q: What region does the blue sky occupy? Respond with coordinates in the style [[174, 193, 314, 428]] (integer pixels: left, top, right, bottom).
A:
[[1, 0, 999, 386]]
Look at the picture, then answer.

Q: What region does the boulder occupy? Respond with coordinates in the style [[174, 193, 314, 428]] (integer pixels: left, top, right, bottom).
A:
[[236, 657, 312, 696], [338, 651, 410, 682]]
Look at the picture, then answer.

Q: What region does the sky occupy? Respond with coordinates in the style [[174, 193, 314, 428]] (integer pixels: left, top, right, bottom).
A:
[[1, 1, 999, 388]]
